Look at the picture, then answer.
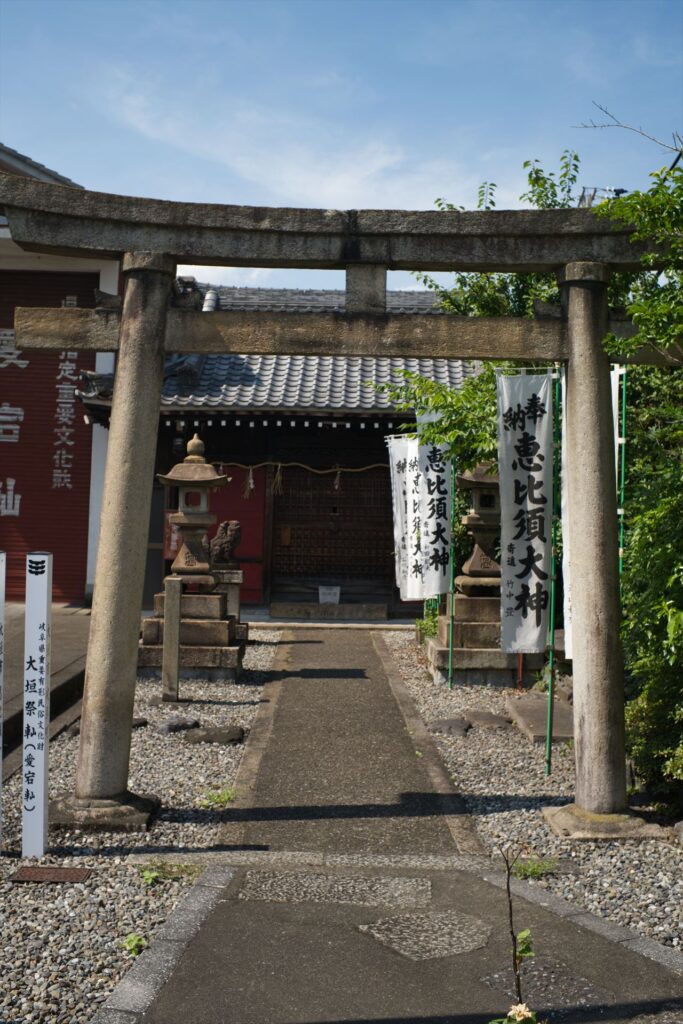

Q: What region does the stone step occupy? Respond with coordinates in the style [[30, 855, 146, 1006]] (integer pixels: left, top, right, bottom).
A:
[[141, 617, 235, 646], [153, 592, 227, 620], [269, 602, 388, 620], [448, 594, 500, 623], [425, 638, 544, 671], [234, 622, 249, 643], [437, 618, 500, 649], [138, 643, 242, 670], [430, 666, 539, 688]]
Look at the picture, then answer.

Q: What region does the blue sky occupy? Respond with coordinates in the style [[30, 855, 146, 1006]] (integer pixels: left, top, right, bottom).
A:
[[1, 0, 681, 288]]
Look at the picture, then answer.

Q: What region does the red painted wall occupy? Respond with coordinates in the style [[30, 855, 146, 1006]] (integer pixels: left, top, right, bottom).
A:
[[0, 271, 98, 601], [208, 466, 266, 603]]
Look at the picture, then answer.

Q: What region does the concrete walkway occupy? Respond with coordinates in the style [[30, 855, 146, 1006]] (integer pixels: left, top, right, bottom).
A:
[[99, 630, 682, 1024], [2, 602, 90, 756]]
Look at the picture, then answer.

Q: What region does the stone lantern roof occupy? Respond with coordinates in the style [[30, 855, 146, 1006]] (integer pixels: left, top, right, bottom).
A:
[[157, 434, 230, 487], [456, 463, 499, 489]]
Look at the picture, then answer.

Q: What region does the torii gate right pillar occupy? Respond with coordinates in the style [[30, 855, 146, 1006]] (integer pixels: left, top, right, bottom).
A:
[[559, 261, 626, 816]]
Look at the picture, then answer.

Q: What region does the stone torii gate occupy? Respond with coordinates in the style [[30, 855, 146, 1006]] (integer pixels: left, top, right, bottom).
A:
[[0, 172, 655, 833]]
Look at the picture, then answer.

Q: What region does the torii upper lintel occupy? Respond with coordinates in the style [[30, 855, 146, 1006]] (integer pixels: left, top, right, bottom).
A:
[[0, 171, 647, 272]]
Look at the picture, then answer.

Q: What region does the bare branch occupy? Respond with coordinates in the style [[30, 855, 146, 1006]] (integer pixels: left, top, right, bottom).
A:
[[573, 102, 681, 154]]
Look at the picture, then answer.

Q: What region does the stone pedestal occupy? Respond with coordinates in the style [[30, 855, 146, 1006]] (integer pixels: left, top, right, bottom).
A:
[[426, 594, 543, 686], [138, 587, 246, 683], [213, 568, 249, 643], [425, 465, 543, 687]]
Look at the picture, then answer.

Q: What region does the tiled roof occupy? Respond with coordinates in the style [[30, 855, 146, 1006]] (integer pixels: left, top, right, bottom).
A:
[[0, 142, 82, 187], [202, 286, 440, 315], [160, 287, 472, 412], [162, 353, 470, 411]]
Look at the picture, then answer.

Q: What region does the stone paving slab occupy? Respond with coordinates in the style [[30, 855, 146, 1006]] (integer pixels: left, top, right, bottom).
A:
[[130, 863, 682, 1024], [505, 692, 574, 743], [237, 869, 432, 908]]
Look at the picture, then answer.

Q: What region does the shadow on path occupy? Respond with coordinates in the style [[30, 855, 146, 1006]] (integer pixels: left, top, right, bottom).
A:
[[278, 999, 683, 1024]]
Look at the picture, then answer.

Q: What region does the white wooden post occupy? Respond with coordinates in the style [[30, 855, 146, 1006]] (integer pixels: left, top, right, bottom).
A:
[[22, 552, 52, 858]]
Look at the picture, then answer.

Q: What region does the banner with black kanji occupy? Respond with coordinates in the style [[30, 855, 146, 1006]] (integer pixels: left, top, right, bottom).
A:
[[387, 436, 413, 597], [418, 444, 452, 596], [497, 373, 553, 653], [387, 437, 452, 600]]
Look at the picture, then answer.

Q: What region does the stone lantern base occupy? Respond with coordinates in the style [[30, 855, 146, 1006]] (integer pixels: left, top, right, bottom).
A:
[[424, 464, 544, 687], [138, 587, 247, 683], [425, 592, 543, 687]]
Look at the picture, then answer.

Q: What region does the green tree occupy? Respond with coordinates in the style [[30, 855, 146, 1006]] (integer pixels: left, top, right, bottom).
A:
[[386, 152, 683, 799], [599, 167, 683, 796], [599, 164, 683, 365]]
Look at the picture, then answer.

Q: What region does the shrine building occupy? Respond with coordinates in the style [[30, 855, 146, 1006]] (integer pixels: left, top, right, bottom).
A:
[[79, 282, 473, 615]]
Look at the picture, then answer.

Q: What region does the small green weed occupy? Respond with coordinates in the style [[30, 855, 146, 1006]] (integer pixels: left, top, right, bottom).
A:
[[516, 928, 534, 962], [512, 857, 557, 881], [197, 786, 236, 809], [121, 933, 147, 957], [416, 600, 439, 642], [139, 861, 200, 887]]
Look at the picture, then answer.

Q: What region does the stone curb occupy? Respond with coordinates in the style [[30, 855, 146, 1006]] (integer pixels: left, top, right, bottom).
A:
[[89, 869, 233, 1023], [480, 870, 683, 977]]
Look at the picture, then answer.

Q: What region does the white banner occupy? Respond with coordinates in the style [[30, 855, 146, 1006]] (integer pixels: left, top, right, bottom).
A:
[[498, 373, 553, 653], [418, 444, 452, 596], [387, 437, 412, 594], [22, 552, 52, 859], [402, 438, 424, 601], [611, 365, 625, 497], [560, 369, 573, 661], [387, 438, 452, 600], [0, 551, 5, 848]]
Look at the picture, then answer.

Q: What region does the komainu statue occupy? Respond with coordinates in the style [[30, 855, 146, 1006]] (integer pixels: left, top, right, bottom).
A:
[[210, 520, 242, 567]]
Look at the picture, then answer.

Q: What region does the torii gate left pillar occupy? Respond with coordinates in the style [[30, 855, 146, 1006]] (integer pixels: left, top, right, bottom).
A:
[[53, 252, 175, 828]]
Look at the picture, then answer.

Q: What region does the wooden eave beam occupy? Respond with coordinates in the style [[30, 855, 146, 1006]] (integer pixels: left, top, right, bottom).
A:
[[0, 172, 648, 271]]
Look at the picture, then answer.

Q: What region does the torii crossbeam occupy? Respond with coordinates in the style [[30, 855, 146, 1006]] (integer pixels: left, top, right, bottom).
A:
[[0, 171, 654, 831]]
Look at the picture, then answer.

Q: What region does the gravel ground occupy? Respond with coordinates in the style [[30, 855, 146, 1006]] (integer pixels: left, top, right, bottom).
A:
[[382, 630, 683, 955], [1, 631, 279, 1024]]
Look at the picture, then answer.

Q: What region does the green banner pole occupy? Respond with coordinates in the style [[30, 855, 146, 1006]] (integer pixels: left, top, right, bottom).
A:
[[447, 457, 456, 690], [618, 367, 627, 578], [545, 372, 561, 776]]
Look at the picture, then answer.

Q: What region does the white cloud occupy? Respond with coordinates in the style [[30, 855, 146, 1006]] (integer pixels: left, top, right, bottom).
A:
[[103, 68, 481, 211], [631, 30, 683, 69]]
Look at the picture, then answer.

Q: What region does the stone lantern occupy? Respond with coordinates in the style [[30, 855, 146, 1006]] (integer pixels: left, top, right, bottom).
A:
[[424, 462, 541, 685], [455, 463, 501, 596], [157, 434, 229, 590]]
